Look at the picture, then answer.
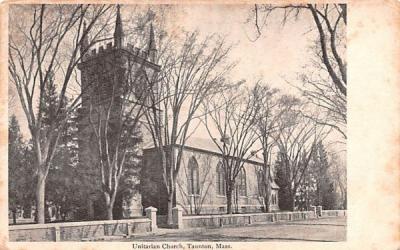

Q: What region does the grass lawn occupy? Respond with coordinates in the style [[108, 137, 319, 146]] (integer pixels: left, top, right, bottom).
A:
[[118, 216, 347, 242]]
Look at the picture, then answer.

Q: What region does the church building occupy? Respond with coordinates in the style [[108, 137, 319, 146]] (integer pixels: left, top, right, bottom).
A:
[[142, 138, 280, 215], [77, 6, 279, 220]]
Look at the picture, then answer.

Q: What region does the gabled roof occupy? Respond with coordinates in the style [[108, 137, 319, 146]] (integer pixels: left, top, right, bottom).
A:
[[144, 137, 265, 164]]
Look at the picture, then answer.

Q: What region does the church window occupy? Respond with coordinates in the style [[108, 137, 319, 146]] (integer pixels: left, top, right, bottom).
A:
[[271, 193, 277, 205], [257, 170, 265, 197], [216, 162, 226, 196], [238, 168, 247, 196], [188, 157, 199, 195]]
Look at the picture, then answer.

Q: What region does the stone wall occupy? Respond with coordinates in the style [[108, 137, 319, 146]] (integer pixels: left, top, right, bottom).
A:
[[9, 218, 151, 242], [180, 210, 342, 229], [321, 210, 346, 217]]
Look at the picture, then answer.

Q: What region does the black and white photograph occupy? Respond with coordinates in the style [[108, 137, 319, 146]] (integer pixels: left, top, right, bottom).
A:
[[3, 1, 396, 247]]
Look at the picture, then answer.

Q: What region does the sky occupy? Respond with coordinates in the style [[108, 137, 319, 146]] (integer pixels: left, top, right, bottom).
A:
[[157, 5, 345, 154], [176, 4, 315, 89], [9, 4, 345, 156]]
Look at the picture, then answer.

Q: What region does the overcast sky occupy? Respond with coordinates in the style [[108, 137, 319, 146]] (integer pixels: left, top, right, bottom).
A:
[[9, 4, 345, 155], [176, 4, 316, 90]]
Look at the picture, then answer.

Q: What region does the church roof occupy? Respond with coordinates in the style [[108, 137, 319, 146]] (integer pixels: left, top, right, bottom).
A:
[[144, 137, 265, 165]]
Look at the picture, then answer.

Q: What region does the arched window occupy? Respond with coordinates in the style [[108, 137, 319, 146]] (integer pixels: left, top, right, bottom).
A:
[[238, 168, 247, 196], [188, 157, 199, 195], [271, 193, 277, 205], [216, 162, 226, 196], [257, 170, 265, 197]]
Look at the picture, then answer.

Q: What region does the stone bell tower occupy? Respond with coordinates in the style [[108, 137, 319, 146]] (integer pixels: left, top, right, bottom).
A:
[[77, 5, 160, 219]]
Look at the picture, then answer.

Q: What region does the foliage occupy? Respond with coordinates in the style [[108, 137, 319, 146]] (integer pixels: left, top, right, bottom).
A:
[[8, 4, 114, 223], [8, 115, 35, 223], [275, 153, 293, 211], [36, 72, 82, 221], [295, 141, 341, 210], [112, 128, 143, 219]]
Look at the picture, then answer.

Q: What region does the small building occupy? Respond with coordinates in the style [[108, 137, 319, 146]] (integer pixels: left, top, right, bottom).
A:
[[141, 138, 280, 215]]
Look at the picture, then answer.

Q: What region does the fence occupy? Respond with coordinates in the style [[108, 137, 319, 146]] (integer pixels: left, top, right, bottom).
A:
[[321, 210, 346, 217], [9, 206, 158, 242], [174, 208, 344, 229], [9, 206, 346, 240]]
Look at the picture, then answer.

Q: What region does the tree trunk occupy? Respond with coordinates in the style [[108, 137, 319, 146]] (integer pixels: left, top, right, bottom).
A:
[[36, 173, 46, 224], [12, 210, 17, 225], [226, 188, 233, 214], [106, 206, 113, 220], [166, 192, 174, 226], [104, 192, 114, 220], [234, 188, 239, 213], [290, 192, 296, 211], [264, 171, 271, 213], [264, 192, 270, 213], [263, 149, 271, 212]]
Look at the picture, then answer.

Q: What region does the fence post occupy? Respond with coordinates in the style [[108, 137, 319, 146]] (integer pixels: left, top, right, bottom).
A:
[[127, 222, 133, 236], [317, 206, 322, 217], [54, 225, 61, 242], [310, 205, 317, 218], [145, 206, 158, 231], [172, 206, 183, 229]]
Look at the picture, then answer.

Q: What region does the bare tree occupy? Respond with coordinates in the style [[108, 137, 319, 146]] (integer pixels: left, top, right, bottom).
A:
[[273, 98, 328, 211], [298, 65, 346, 139], [176, 154, 214, 215], [145, 31, 234, 225], [251, 82, 282, 212], [250, 4, 346, 138], [251, 4, 346, 96], [203, 85, 260, 214], [8, 4, 113, 223]]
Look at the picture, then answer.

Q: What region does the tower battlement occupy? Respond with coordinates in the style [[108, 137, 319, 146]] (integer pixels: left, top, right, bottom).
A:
[[80, 5, 157, 66], [81, 41, 154, 64]]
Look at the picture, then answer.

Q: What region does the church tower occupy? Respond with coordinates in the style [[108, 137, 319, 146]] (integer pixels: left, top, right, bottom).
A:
[[77, 5, 160, 219]]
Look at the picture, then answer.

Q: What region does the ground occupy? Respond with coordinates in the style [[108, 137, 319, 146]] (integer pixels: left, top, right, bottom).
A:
[[120, 217, 346, 242]]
